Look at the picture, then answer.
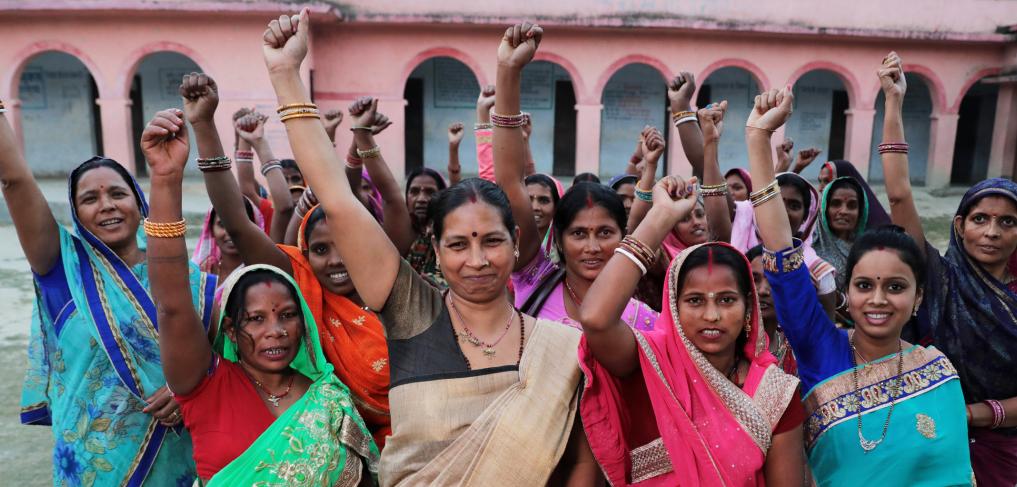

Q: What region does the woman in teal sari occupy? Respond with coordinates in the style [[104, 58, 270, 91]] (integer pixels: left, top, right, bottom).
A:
[[140, 92, 377, 485], [744, 72, 973, 485], [2, 105, 217, 484]]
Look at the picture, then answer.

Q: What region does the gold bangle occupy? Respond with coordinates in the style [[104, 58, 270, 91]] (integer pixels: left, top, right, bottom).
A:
[[279, 113, 322, 123], [277, 102, 317, 113], [750, 189, 780, 207], [357, 145, 381, 158], [278, 107, 320, 118], [748, 180, 779, 202], [671, 110, 695, 119], [143, 218, 187, 238]]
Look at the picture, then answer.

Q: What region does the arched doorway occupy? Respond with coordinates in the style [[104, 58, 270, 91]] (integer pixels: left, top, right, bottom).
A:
[[951, 79, 999, 184], [18, 51, 102, 175], [129, 52, 201, 175], [523, 60, 577, 176], [599, 63, 668, 178], [868, 73, 934, 184], [403, 57, 480, 176], [697, 67, 760, 173], [786, 69, 850, 179]]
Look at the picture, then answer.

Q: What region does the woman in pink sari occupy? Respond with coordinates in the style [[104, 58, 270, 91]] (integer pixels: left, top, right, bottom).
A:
[[578, 175, 804, 486]]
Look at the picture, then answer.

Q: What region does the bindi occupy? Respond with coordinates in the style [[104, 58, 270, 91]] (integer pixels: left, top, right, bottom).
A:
[[471, 231, 478, 237]]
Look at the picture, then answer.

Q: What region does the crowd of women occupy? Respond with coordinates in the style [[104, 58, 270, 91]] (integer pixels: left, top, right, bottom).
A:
[[4, 9, 1015, 487]]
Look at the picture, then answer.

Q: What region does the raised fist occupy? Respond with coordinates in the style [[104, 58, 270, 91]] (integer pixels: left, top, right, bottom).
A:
[[448, 122, 465, 145], [697, 100, 727, 143], [667, 71, 697, 111], [794, 148, 822, 173], [235, 114, 265, 143], [477, 85, 496, 111], [141, 109, 190, 178], [322, 109, 343, 141], [179, 73, 218, 124], [878, 51, 907, 100], [746, 87, 794, 133], [347, 97, 392, 135], [262, 9, 309, 74], [654, 175, 699, 223], [521, 113, 532, 141], [497, 22, 543, 70], [775, 137, 794, 172], [640, 125, 666, 164]]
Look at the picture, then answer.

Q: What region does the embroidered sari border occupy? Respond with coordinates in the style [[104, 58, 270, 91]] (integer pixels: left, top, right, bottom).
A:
[[803, 354, 958, 450], [19, 402, 51, 425], [52, 300, 76, 338], [200, 272, 216, 331], [80, 229, 158, 332], [122, 420, 164, 487]]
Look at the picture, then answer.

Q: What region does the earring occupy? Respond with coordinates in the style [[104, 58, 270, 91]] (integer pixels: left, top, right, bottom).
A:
[[514, 248, 520, 259], [744, 312, 752, 337], [912, 307, 919, 317]]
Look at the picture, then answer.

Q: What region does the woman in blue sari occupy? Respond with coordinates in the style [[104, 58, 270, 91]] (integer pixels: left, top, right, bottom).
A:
[[743, 65, 972, 486], [876, 57, 1017, 487], [1, 104, 216, 486]]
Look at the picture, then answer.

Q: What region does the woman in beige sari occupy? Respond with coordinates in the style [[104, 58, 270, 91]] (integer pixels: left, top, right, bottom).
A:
[[259, 11, 600, 485]]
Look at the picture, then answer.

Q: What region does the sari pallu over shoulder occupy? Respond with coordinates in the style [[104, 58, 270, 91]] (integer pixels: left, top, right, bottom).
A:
[[21, 157, 217, 487], [207, 264, 379, 486], [381, 319, 582, 487], [579, 242, 800, 486]]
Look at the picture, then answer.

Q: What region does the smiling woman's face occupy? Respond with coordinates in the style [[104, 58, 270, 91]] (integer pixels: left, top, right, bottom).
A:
[[73, 166, 141, 250], [436, 201, 516, 304]]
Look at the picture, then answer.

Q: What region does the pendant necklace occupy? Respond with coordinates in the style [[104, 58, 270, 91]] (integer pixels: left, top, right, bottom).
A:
[[242, 366, 295, 408], [447, 291, 516, 358], [850, 334, 903, 452]]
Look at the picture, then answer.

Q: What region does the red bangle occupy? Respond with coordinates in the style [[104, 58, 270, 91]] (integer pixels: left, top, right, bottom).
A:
[[346, 154, 363, 169], [986, 400, 1006, 429], [878, 142, 909, 154]]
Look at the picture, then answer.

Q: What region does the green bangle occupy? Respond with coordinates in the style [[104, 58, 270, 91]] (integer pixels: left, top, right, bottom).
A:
[[635, 188, 654, 202]]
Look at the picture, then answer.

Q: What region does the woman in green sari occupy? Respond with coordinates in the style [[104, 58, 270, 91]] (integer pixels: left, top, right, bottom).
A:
[[140, 95, 378, 485]]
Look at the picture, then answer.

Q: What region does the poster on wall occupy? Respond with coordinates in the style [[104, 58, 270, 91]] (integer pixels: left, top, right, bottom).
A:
[[433, 58, 480, 108], [18, 69, 47, 110], [521, 62, 554, 110]]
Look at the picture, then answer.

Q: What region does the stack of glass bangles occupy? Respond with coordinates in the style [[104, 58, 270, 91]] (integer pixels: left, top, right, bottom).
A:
[[278, 103, 320, 123], [614, 235, 655, 275], [749, 180, 779, 207]]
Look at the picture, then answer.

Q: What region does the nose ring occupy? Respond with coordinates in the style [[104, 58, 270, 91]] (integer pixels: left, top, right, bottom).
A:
[[281, 330, 289, 337]]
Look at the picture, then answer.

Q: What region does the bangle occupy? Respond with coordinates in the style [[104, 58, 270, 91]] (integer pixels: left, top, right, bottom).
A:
[[619, 235, 656, 270], [878, 142, 909, 154], [629, 155, 642, 165], [349, 125, 372, 131], [143, 218, 186, 238], [197, 156, 232, 173], [490, 112, 527, 128], [699, 182, 729, 198], [635, 187, 654, 202], [614, 248, 648, 276], [234, 150, 254, 159], [357, 146, 381, 159], [746, 125, 775, 134], [986, 400, 1006, 429], [260, 159, 282, 176], [346, 154, 363, 169], [749, 180, 779, 206], [673, 116, 698, 128], [474, 122, 493, 130], [671, 110, 695, 119], [277, 102, 317, 113], [280, 113, 321, 123]]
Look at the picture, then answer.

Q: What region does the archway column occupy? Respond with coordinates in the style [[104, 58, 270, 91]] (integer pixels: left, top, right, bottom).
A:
[[987, 83, 1017, 179], [927, 112, 959, 187], [844, 108, 876, 175], [96, 97, 134, 173], [575, 102, 602, 175]]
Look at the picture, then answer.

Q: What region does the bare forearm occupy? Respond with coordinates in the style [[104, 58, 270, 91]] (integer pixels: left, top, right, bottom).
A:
[[448, 142, 462, 185], [677, 123, 706, 180], [746, 129, 793, 251], [626, 163, 656, 232], [702, 141, 731, 240], [880, 97, 925, 250], [263, 165, 293, 243], [494, 64, 540, 267], [523, 139, 535, 177], [147, 175, 195, 313]]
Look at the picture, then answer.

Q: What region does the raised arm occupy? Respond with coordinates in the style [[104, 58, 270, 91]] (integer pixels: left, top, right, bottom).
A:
[[877, 52, 925, 253], [0, 101, 60, 274], [774, 137, 794, 174], [745, 87, 796, 252], [792, 147, 822, 174], [493, 23, 543, 271], [521, 114, 536, 177], [579, 176, 698, 377], [182, 74, 291, 272], [237, 114, 294, 243], [447, 122, 464, 185], [624, 136, 643, 176], [698, 101, 733, 242], [668, 72, 705, 180], [262, 10, 399, 310], [142, 108, 212, 396], [235, 114, 263, 205], [475, 85, 496, 182], [284, 187, 317, 246], [625, 126, 665, 233]]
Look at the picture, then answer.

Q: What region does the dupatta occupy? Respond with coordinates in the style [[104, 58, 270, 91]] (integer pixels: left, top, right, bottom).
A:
[[580, 242, 799, 486], [822, 160, 891, 228], [208, 264, 379, 486], [277, 206, 391, 447], [191, 198, 266, 274], [21, 157, 217, 486], [813, 176, 869, 290]]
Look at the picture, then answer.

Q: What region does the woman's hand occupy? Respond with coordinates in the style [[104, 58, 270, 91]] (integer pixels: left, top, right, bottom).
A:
[[667, 71, 696, 112], [794, 148, 822, 173], [448, 122, 465, 145], [235, 114, 265, 144], [141, 109, 190, 179], [746, 87, 794, 133], [348, 96, 380, 130], [179, 73, 218, 125], [142, 386, 183, 427], [262, 9, 309, 74], [697, 101, 727, 144], [476, 85, 496, 122], [497, 22, 542, 70], [323, 109, 343, 142], [653, 175, 699, 223], [879, 51, 907, 101], [640, 125, 666, 164]]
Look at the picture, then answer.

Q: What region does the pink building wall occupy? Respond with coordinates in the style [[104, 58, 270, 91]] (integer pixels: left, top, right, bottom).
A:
[[1, 0, 1015, 186]]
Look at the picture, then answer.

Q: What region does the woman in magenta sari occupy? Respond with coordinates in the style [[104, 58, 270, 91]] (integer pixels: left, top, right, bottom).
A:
[[577, 175, 804, 486]]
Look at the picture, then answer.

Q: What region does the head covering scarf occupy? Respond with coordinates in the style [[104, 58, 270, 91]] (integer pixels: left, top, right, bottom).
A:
[[813, 176, 870, 290], [608, 174, 638, 191], [207, 264, 379, 486], [661, 198, 706, 262], [580, 242, 800, 486], [724, 167, 753, 194], [22, 157, 217, 486], [361, 169, 384, 223], [191, 198, 266, 274], [823, 160, 891, 228], [277, 206, 392, 447]]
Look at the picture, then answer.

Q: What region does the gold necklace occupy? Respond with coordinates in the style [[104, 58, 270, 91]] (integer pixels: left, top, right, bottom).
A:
[[850, 335, 903, 452]]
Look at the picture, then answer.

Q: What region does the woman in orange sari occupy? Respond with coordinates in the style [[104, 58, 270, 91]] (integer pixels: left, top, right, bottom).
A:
[[185, 72, 391, 446]]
